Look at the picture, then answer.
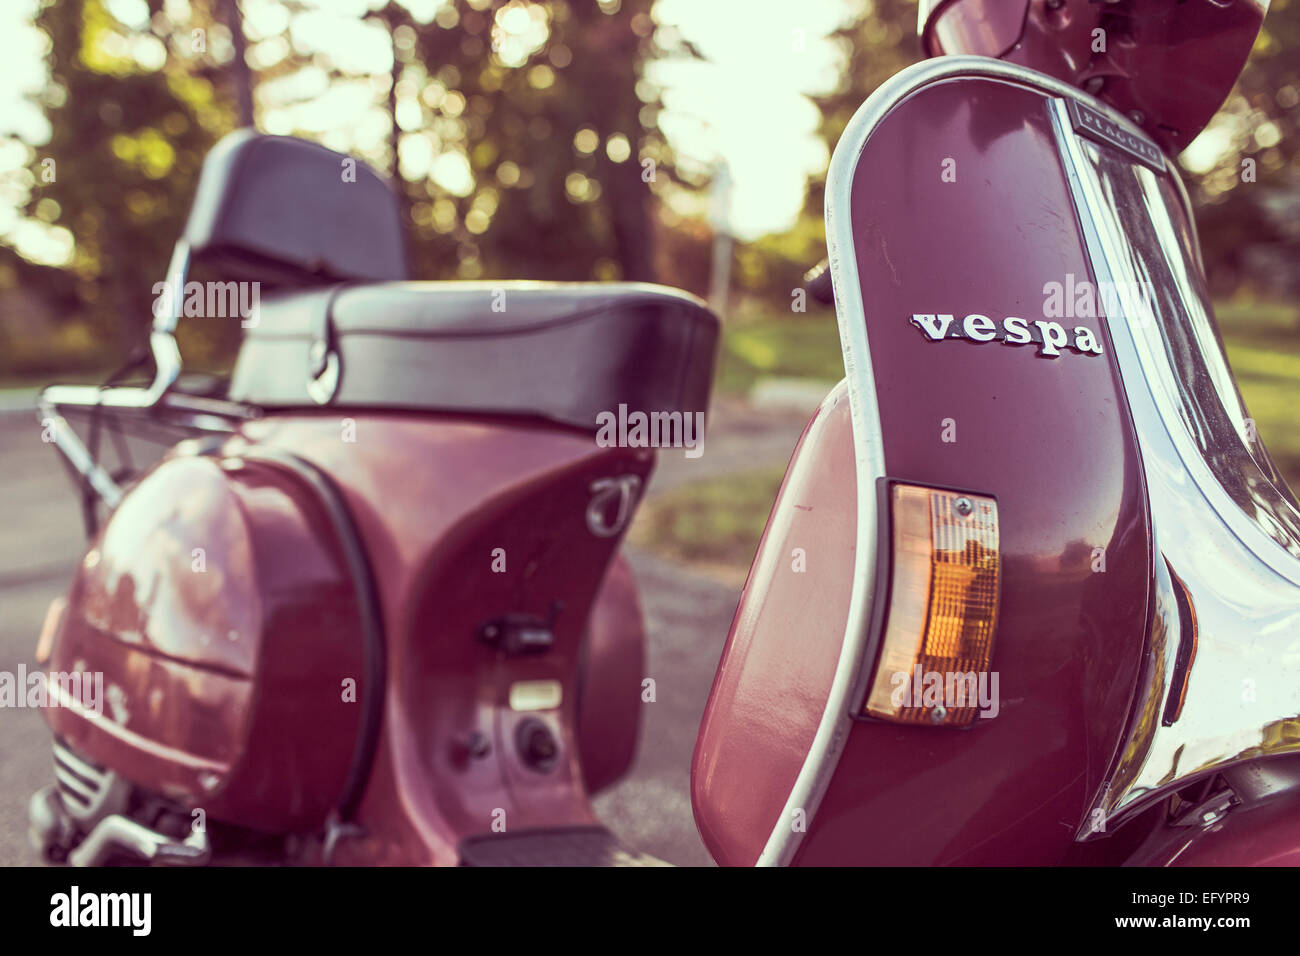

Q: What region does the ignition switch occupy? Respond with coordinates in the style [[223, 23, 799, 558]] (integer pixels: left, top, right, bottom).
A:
[[516, 718, 559, 773]]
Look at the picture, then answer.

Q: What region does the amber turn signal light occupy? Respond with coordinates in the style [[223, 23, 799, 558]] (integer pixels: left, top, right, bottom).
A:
[[863, 484, 1000, 727]]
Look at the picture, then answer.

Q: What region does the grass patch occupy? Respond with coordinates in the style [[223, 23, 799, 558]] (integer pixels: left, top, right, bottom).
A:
[[1220, 300, 1300, 492], [630, 465, 787, 572], [715, 308, 844, 395], [1214, 299, 1299, 348]]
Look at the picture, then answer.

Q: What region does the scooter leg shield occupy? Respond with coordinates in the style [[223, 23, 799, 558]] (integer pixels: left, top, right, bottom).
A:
[[222, 412, 655, 864]]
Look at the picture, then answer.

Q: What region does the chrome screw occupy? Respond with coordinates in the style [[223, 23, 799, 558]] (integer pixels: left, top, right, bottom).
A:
[[954, 497, 974, 516], [930, 706, 948, 724]]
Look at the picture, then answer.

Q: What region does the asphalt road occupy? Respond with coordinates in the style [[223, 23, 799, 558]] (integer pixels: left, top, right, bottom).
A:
[[0, 394, 814, 867]]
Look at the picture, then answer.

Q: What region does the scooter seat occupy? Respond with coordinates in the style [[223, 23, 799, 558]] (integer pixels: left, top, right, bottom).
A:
[[228, 281, 719, 432]]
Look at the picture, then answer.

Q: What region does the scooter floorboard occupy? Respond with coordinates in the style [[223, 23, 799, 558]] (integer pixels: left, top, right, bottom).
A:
[[458, 826, 672, 867]]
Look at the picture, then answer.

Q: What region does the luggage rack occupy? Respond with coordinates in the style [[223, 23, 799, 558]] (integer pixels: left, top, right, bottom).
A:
[[37, 239, 258, 526]]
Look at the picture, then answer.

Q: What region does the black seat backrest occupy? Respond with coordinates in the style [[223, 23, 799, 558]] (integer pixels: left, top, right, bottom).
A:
[[183, 129, 408, 286]]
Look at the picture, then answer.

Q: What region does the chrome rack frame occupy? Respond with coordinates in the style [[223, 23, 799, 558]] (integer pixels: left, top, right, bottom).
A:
[[36, 240, 255, 510]]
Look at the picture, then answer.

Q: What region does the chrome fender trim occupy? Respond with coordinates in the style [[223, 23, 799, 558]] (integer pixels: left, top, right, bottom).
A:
[[1049, 97, 1300, 829]]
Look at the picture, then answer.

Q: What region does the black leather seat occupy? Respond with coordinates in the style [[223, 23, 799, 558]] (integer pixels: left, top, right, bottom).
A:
[[229, 281, 719, 433]]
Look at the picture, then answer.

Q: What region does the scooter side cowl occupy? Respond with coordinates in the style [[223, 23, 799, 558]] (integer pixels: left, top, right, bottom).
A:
[[43, 452, 368, 833], [802, 67, 1155, 865]]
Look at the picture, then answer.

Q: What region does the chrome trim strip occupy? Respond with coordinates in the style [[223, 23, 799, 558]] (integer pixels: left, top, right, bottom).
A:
[[1049, 98, 1300, 828], [754, 54, 1142, 867], [49, 683, 230, 775], [36, 241, 191, 509], [51, 739, 129, 824], [1048, 98, 1300, 587], [52, 738, 106, 782], [68, 813, 211, 867], [53, 766, 95, 804], [155, 238, 191, 334]]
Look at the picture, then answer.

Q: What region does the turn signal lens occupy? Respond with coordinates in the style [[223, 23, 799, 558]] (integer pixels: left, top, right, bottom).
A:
[[863, 485, 1000, 727]]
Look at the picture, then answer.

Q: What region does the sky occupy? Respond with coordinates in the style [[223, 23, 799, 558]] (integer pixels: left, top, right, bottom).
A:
[[650, 0, 849, 235], [0, 0, 859, 268]]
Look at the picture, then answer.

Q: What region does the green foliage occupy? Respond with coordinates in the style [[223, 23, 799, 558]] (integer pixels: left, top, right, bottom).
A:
[[732, 212, 826, 302], [629, 463, 786, 569], [714, 306, 843, 394], [1180, 0, 1300, 298], [1219, 298, 1300, 490], [375, 0, 674, 282], [3, 0, 232, 374]]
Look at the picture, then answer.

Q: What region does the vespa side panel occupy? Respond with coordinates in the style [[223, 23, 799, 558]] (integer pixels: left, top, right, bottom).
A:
[[44, 454, 368, 831], [787, 62, 1153, 864], [691, 382, 856, 866]]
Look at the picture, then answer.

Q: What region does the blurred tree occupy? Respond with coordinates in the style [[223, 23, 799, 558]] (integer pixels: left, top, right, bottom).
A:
[[395, 0, 680, 282], [221, 0, 255, 127], [732, 0, 916, 304], [234, 0, 686, 282], [8, 0, 236, 367], [1181, 0, 1300, 304], [803, 0, 918, 227], [3, 0, 693, 381]]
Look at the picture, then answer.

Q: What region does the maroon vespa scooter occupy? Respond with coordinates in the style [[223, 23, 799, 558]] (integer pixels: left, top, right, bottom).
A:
[[29, 0, 1300, 867], [26, 124, 717, 866], [693, 0, 1300, 867]]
